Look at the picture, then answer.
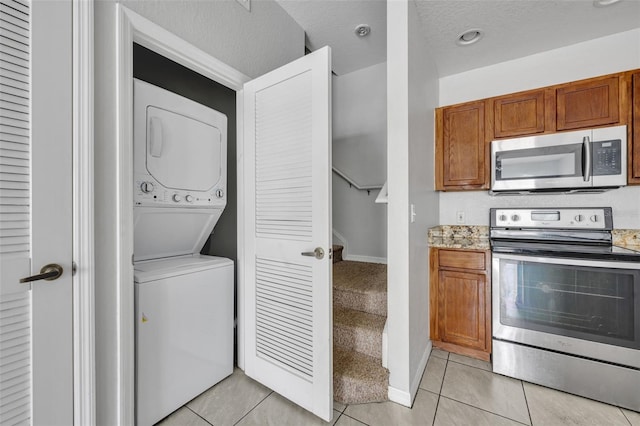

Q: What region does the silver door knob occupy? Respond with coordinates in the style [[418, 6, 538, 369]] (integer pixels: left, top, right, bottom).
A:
[[20, 263, 64, 283], [301, 247, 325, 260]]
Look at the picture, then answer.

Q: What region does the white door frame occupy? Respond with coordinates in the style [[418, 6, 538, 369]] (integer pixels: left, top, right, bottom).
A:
[[115, 6, 250, 423], [72, 0, 96, 424]]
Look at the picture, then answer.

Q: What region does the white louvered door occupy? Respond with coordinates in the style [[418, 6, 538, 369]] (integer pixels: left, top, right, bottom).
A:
[[0, 0, 73, 424], [243, 46, 332, 421]]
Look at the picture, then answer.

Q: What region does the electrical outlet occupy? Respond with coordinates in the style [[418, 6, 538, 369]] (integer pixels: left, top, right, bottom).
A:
[[456, 211, 465, 224]]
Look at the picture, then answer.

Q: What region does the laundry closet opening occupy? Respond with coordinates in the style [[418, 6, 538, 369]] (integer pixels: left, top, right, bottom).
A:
[[133, 43, 239, 355]]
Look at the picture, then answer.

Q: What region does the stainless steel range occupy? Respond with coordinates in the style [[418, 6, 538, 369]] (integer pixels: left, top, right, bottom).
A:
[[490, 207, 640, 411]]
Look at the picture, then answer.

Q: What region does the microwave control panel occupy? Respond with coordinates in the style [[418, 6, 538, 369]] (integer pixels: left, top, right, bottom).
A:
[[592, 139, 622, 176]]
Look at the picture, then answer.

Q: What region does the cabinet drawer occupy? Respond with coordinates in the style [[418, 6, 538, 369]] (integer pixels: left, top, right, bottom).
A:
[[438, 250, 486, 270]]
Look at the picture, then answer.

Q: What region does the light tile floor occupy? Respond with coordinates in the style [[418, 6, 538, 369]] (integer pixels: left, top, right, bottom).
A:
[[158, 348, 640, 426]]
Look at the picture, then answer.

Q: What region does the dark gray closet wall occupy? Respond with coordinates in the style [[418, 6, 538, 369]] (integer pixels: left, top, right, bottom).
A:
[[133, 43, 238, 302]]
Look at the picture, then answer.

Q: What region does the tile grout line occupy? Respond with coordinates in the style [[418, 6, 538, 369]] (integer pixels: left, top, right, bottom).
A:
[[438, 395, 531, 426], [620, 408, 633, 426], [520, 380, 533, 426], [185, 405, 215, 426], [232, 390, 274, 425], [430, 353, 449, 425], [340, 412, 371, 425]]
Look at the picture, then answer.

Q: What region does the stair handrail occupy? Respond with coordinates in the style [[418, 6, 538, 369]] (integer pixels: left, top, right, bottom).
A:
[[332, 166, 384, 192]]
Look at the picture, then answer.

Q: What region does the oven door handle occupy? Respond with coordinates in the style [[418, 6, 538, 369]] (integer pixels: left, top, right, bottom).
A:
[[582, 136, 592, 182], [491, 252, 640, 270]]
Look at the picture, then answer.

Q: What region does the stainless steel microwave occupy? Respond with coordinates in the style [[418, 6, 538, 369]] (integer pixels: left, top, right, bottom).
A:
[[490, 125, 627, 195]]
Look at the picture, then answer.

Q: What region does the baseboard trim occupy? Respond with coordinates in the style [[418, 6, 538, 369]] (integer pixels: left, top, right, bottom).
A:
[[410, 341, 432, 402], [388, 386, 412, 407], [387, 341, 432, 408], [344, 254, 387, 264]]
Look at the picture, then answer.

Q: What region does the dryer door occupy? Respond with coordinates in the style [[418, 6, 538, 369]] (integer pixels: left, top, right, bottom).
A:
[[146, 106, 224, 192]]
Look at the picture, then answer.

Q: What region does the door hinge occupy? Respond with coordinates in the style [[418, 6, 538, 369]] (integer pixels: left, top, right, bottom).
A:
[[72, 261, 78, 276]]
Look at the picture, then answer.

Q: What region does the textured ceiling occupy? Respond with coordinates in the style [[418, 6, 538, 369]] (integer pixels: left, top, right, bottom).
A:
[[414, 0, 640, 76], [276, 0, 387, 75], [275, 0, 640, 77]]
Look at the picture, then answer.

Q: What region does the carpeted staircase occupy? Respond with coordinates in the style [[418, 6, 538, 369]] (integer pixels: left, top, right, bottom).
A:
[[332, 250, 389, 404]]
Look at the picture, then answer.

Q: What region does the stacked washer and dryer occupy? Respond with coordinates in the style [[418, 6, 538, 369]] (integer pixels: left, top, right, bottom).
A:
[[133, 79, 234, 426]]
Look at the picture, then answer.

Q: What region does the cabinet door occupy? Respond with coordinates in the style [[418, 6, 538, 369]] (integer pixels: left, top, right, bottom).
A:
[[556, 76, 619, 130], [437, 101, 487, 189], [493, 90, 551, 138], [632, 72, 640, 182], [438, 270, 487, 351]]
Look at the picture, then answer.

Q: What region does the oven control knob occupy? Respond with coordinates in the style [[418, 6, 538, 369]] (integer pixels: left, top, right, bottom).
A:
[[140, 181, 154, 193], [511, 214, 520, 222], [574, 214, 585, 222], [498, 214, 508, 222], [590, 215, 599, 223], [185, 194, 194, 203], [172, 194, 182, 202], [215, 189, 224, 198]]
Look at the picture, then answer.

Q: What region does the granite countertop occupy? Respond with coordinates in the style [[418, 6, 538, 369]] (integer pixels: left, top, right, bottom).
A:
[[428, 226, 640, 251], [612, 229, 640, 251], [428, 225, 490, 250]]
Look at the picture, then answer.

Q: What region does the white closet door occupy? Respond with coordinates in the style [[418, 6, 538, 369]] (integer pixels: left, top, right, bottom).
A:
[[242, 46, 332, 421], [0, 0, 73, 424]]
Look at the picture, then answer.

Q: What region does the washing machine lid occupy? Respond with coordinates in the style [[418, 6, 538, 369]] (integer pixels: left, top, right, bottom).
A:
[[134, 254, 233, 283], [146, 105, 224, 192]]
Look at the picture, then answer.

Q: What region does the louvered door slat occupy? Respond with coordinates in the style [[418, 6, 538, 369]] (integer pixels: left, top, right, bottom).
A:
[[0, 0, 31, 422], [255, 257, 314, 379]]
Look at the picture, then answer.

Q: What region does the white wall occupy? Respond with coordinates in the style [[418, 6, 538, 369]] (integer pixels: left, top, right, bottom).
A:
[[93, 2, 304, 424], [439, 28, 640, 227], [333, 62, 387, 187], [332, 62, 387, 260], [407, 0, 440, 400], [387, 0, 439, 405]]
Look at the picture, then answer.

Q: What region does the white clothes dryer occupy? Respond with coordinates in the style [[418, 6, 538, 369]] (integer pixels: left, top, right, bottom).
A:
[[133, 78, 227, 261]]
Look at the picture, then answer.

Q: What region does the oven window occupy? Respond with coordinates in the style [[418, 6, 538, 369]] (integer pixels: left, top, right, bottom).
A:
[[499, 259, 639, 349]]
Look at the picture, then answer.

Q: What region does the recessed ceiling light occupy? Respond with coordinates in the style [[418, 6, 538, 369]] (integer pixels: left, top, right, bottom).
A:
[[456, 29, 483, 46], [593, 0, 621, 6], [355, 24, 371, 37]]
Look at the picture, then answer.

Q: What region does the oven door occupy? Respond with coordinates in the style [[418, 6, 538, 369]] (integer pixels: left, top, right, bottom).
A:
[[492, 253, 640, 368]]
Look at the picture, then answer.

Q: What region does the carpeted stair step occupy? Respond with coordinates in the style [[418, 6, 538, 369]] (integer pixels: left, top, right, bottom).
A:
[[333, 261, 387, 317], [334, 345, 389, 405], [332, 245, 344, 264], [334, 306, 385, 359]]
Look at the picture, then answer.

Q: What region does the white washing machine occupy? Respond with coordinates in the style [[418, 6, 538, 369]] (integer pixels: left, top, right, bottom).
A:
[[134, 255, 233, 426], [133, 79, 233, 426]]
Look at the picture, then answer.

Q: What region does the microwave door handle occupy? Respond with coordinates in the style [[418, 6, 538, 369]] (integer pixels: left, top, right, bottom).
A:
[[582, 136, 592, 182]]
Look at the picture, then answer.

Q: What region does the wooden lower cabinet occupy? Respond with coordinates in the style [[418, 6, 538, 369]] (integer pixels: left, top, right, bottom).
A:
[[632, 72, 640, 183], [430, 248, 491, 361]]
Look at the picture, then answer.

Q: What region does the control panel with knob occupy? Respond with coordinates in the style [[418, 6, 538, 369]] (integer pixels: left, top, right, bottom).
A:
[[215, 189, 224, 199], [185, 195, 194, 203], [140, 181, 154, 193], [172, 194, 182, 203], [491, 208, 611, 230]]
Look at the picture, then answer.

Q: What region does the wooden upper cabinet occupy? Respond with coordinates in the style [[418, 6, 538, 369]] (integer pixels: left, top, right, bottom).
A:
[[556, 75, 620, 131], [436, 100, 488, 190], [493, 89, 553, 138], [632, 72, 640, 183]]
